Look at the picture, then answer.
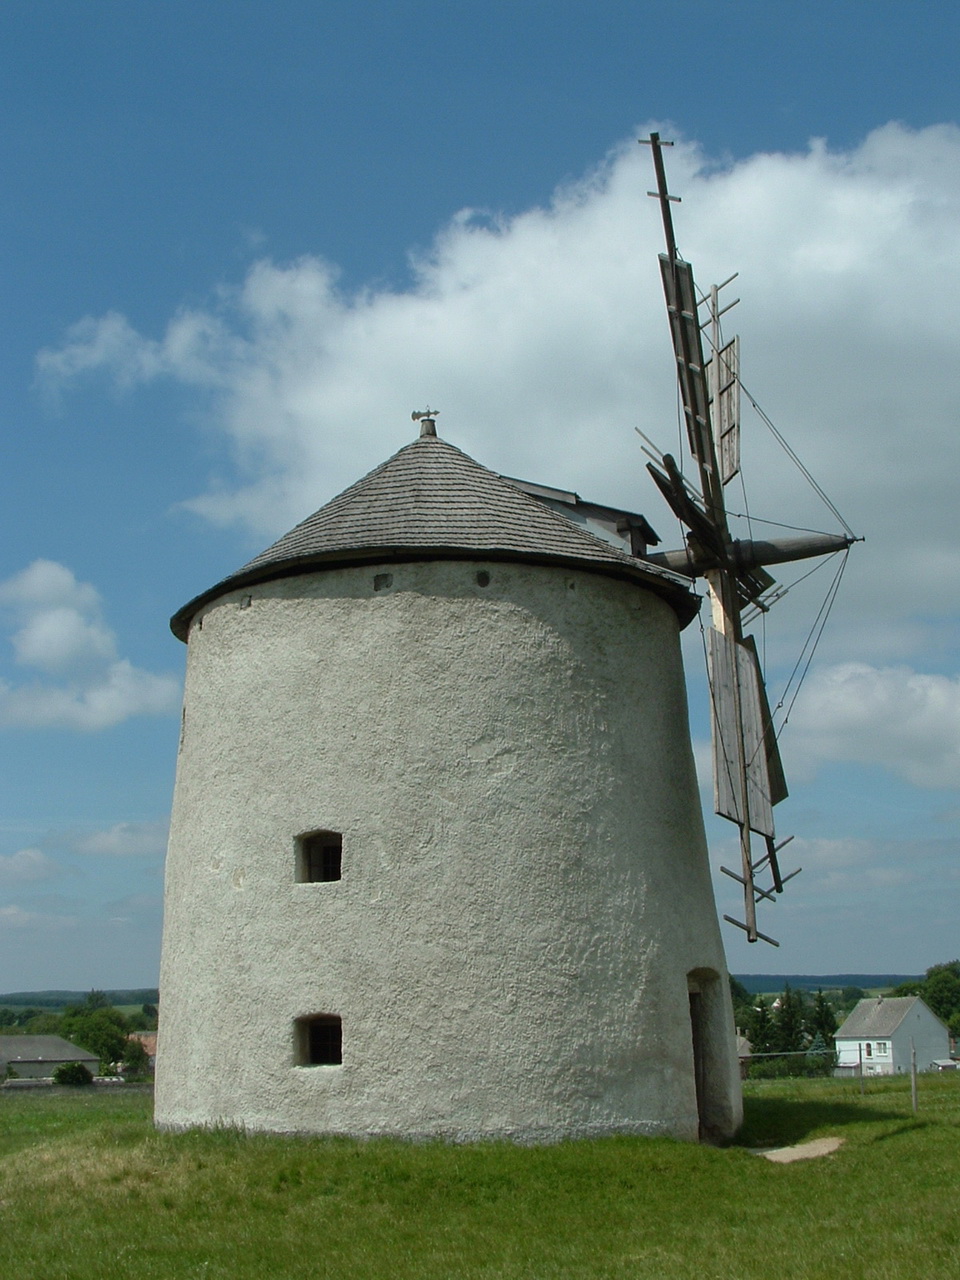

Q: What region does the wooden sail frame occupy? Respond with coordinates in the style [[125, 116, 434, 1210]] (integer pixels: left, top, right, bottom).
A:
[[641, 132, 798, 944]]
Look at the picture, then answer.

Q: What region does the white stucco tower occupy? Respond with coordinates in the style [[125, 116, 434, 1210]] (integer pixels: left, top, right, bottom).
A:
[[155, 423, 742, 1142]]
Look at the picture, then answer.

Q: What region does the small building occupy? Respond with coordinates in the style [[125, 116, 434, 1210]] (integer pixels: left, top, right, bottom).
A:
[[0, 1035, 99, 1079], [834, 996, 950, 1076]]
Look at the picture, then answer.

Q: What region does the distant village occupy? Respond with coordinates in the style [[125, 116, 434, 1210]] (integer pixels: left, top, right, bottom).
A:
[[2, 963, 957, 1087]]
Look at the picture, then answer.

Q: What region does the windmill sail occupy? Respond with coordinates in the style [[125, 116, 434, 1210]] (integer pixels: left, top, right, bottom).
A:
[[708, 628, 786, 837], [640, 132, 856, 944]]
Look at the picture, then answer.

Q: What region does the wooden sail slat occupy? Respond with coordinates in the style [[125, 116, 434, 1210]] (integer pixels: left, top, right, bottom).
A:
[[707, 335, 740, 484], [740, 634, 788, 808], [658, 255, 713, 467], [708, 628, 777, 837]]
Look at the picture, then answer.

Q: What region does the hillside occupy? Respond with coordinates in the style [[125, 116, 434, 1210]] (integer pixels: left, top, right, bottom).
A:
[[734, 974, 919, 994], [0, 989, 159, 1009]]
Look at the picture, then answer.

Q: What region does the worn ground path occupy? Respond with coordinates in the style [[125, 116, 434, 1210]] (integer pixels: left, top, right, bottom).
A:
[[754, 1137, 845, 1163]]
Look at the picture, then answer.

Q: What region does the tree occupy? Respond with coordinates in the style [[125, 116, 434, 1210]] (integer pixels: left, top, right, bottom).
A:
[[122, 1037, 151, 1078], [52, 1061, 93, 1086], [77, 990, 110, 1011], [803, 1033, 836, 1077], [773, 985, 806, 1054], [890, 979, 923, 997], [921, 964, 960, 1025], [729, 976, 751, 1006], [61, 1005, 130, 1068], [806, 989, 838, 1046], [24, 1012, 63, 1036], [729, 976, 754, 1031], [748, 996, 776, 1055], [892, 960, 960, 1028]]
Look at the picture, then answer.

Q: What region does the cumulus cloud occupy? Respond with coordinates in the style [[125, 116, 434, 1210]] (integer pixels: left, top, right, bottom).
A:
[[0, 848, 59, 886], [783, 662, 960, 789], [0, 560, 181, 730], [74, 820, 169, 859], [34, 122, 960, 782]]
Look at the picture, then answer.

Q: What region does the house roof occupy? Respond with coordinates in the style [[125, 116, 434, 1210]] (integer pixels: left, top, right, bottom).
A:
[[834, 996, 932, 1039], [0, 1034, 99, 1063], [170, 429, 698, 640]]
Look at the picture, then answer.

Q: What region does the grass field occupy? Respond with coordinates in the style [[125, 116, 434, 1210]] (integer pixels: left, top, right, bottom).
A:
[[1, 1075, 957, 1278]]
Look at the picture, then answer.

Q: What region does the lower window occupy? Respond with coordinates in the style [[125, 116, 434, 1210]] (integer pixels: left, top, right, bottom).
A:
[[296, 830, 342, 883], [296, 1014, 342, 1066]]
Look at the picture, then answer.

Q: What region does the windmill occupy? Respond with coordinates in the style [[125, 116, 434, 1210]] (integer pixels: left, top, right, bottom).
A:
[[639, 133, 857, 946]]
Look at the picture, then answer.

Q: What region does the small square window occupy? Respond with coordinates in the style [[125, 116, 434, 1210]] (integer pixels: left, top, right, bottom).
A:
[[296, 831, 342, 883], [296, 1015, 342, 1066]]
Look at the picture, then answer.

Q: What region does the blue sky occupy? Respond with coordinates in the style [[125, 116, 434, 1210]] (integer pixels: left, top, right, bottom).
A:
[[2, 1, 959, 989]]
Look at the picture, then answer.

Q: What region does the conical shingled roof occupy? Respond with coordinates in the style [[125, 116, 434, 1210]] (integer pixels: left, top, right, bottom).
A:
[[171, 432, 698, 640]]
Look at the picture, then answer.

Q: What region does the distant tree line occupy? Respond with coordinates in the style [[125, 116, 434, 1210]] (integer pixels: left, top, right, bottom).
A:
[[0, 987, 159, 1009]]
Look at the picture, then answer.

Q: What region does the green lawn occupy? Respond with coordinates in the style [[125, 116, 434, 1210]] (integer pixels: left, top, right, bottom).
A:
[[1, 1076, 957, 1278]]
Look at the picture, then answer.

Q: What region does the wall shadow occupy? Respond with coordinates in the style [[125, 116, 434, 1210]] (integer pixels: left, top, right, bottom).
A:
[[733, 1096, 912, 1148]]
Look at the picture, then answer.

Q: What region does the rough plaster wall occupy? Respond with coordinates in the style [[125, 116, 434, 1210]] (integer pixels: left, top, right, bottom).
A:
[[156, 559, 741, 1140]]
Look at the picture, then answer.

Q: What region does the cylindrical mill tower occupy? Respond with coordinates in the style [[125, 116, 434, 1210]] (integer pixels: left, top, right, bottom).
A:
[[155, 424, 742, 1142]]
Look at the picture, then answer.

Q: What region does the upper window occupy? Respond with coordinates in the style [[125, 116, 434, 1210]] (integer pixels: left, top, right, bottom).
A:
[[296, 831, 342, 883], [865, 1042, 872, 1057], [876, 1041, 888, 1055]]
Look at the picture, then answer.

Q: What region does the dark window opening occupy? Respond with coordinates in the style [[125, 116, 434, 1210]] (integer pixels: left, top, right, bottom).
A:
[[297, 831, 342, 883], [297, 1015, 342, 1066]]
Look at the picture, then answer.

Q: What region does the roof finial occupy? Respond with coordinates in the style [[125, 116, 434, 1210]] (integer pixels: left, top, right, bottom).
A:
[[412, 407, 439, 438]]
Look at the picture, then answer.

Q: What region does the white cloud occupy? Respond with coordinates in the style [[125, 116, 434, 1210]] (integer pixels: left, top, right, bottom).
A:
[[75, 821, 169, 859], [713, 830, 959, 971], [0, 560, 181, 731], [35, 121, 960, 697], [783, 662, 960, 790], [0, 848, 59, 886], [11, 606, 116, 676], [37, 311, 167, 391], [34, 128, 960, 639], [0, 903, 76, 932], [0, 559, 100, 613]]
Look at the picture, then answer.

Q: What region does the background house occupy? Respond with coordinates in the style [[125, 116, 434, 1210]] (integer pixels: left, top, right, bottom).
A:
[[834, 996, 950, 1076], [0, 1035, 99, 1079]]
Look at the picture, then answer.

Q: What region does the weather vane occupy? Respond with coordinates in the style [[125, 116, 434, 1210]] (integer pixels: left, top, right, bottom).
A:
[[412, 407, 439, 436]]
